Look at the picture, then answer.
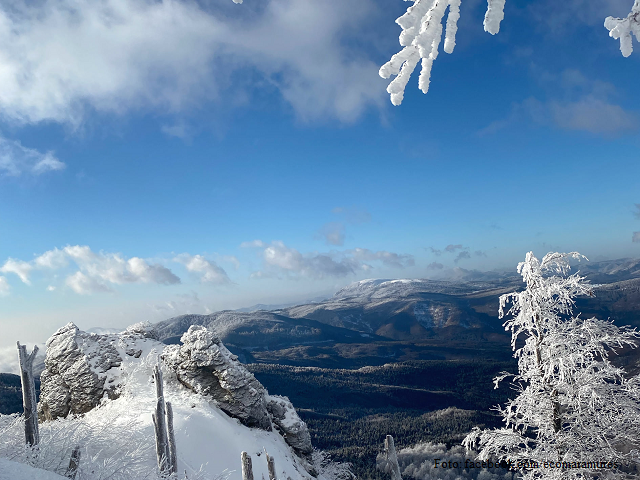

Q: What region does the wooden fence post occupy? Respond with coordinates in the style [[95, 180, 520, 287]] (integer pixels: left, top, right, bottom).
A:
[[167, 401, 177, 474], [266, 452, 277, 480], [152, 365, 172, 474], [17, 342, 39, 446], [65, 445, 81, 479], [384, 435, 402, 480], [241, 451, 254, 480]]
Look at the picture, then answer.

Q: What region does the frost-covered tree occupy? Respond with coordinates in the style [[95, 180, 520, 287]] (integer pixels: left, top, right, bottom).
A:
[[462, 252, 640, 479], [380, 1, 640, 105]]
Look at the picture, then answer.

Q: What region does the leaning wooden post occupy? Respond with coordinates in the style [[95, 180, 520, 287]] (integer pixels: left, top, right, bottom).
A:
[[384, 435, 402, 480], [241, 451, 254, 480], [65, 445, 81, 479], [17, 342, 39, 446], [265, 452, 276, 480], [152, 365, 170, 474], [166, 401, 177, 474]]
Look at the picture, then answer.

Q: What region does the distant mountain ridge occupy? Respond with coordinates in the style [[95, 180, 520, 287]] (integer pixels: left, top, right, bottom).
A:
[[153, 257, 640, 367]]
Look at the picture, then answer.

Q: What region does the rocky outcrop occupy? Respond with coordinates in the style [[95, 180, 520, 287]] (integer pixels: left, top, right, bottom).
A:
[[37, 322, 313, 462], [38, 322, 157, 420], [266, 394, 313, 456], [162, 326, 272, 430]]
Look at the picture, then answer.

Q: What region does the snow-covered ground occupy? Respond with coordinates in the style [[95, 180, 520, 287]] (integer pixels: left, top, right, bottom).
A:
[[0, 346, 338, 480], [0, 458, 67, 480]]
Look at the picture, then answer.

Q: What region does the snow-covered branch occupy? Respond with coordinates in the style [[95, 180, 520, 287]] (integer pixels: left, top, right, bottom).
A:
[[605, 0, 640, 57], [382, 1, 640, 104]]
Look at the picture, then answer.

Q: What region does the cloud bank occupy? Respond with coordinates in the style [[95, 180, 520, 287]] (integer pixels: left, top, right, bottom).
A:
[[1, 245, 181, 294], [0, 0, 385, 127]]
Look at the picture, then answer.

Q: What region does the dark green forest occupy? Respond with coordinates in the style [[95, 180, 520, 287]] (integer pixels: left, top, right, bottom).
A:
[[248, 360, 517, 480]]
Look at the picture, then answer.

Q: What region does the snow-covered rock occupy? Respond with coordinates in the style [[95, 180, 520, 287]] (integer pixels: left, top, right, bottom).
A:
[[162, 325, 272, 430], [38, 322, 159, 420], [33, 322, 315, 477], [266, 394, 313, 456]]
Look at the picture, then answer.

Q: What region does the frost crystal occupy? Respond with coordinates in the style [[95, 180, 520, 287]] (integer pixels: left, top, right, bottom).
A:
[[605, 0, 640, 57]]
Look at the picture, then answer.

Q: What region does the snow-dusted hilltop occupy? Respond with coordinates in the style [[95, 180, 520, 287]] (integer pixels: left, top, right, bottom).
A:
[[2, 322, 325, 480]]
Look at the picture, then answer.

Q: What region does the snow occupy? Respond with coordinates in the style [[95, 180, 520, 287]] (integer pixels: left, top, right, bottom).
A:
[[1, 347, 321, 480], [0, 458, 67, 480]]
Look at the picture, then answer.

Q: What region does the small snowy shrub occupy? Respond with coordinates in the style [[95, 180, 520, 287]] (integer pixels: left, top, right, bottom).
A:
[[377, 441, 517, 480]]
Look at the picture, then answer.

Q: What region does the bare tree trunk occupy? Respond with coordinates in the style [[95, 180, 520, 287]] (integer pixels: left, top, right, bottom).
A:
[[241, 451, 254, 480], [167, 401, 178, 474], [266, 452, 277, 480], [152, 365, 170, 474], [384, 435, 402, 480], [65, 445, 81, 479], [17, 342, 39, 446]]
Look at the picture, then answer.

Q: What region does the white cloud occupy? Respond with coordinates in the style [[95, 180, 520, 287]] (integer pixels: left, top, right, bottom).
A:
[[246, 240, 414, 279], [0, 137, 65, 177], [0, 276, 9, 296], [633, 232, 640, 243], [0, 258, 33, 284], [0, 0, 384, 127], [34, 247, 68, 269], [46, 285, 56, 291], [1, 245, 181, 294], [66, 271, 113, 295], [174, 254, 231, 284]]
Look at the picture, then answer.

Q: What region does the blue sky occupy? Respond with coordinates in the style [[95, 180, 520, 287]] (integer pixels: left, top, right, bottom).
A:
[[1, 0, 640, 353]]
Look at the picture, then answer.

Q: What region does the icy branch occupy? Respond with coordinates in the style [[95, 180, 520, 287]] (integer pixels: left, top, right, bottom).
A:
[[483, 0, 506, 35], [381, 0, 506, 105], [605, 0, 640, 57]]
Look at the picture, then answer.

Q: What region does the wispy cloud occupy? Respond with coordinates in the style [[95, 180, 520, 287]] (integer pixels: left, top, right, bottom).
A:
[[173, 254, 231, 284], [0, 276, 9, 296], [0, 259, 33, 285], [454, 251, 471, 264], [0, 0, 384, 127], [634, 204, 640, 219], [480, 69, 638, 137], [316, 222, 346, 246], [243, 240, 413, 279], [427, 262, 444, 270], [633, 232, 640, 243], [445, 244, 464, 253], [0, 137, 65, 177]]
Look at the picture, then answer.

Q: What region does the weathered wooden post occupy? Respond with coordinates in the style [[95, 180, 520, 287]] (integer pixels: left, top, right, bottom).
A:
[[65, 445, 81, 479], [166, 401, 177, 474], [384, 435, 402, 480], [266, 452, 277, 480], [17, 342, 39, 446], [152, 365, 172, 474], [241, 451, 254, 480]]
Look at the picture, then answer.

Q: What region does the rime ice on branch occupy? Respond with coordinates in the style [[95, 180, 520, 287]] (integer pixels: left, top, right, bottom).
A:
[[381, 0, 640, 104], [605, 0, 640, 57], [380, 0, 506, 105]]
